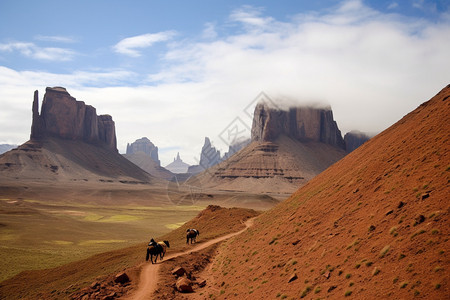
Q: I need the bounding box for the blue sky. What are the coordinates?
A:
[1,0,449,165]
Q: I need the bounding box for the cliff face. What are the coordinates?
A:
[344,131,371,152]
[31,87,117,151]
[199,137,221,169]
[126,137,159,165]
[251,103,345,149]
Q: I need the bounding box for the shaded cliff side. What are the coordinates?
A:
[31,87,117,151]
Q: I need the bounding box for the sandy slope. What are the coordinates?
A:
[201,85,450,299]
[198,136,347,194]
[126,218,254,299]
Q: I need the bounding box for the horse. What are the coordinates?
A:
[157,240,170,259]
[146,238,167,264]
[186,228,199,244]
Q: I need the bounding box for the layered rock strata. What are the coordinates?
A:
[251,103,345,149]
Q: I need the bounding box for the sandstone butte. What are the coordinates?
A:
[31,87,117,151]
[0,87,154,183]
[199,102,360,194]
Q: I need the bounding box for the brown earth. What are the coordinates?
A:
[123,152,174,180]
[0,205,258,299]
[198,136,346,194]
[0,137,158,184]
[195,85,450,299]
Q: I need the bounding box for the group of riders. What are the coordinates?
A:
[146,228,200,264]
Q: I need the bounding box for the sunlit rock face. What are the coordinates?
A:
[31,87,117,151]
[251,103,345,150]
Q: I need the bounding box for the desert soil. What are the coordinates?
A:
[125,218,254,299]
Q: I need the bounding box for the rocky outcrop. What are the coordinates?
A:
[344,131,371,152]
[30,87,117,151]
[199,137,221,169]
[251,103,345,149]
[0,144,17,155]
[165,153,190,174]
[222,137,251,160]
[126,137,160,165]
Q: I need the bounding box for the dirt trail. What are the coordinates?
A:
[123,218,254,300]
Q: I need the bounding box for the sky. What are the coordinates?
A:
[0,0,449,166]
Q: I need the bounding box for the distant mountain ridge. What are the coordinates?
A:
[0,144,17,155]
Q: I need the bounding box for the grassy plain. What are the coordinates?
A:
[0,197,204,281]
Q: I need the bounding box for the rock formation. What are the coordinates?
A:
[126,137,160,165]
[0,87,153,183]
[251,103,345,149]
[0,144,17,155]
[165,153,190,174]
[199,137,221,169]
[198,100,349,193]
[222,137,251,160]
[31,87,117,151]
[344,130,371,152]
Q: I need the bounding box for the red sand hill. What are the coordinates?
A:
[207,85,450,299]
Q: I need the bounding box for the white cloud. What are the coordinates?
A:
[0,41,76,61]
[202,22,217,39]
[1,1,449,166]
[34,35,77,43]
[113,31,176,57]
[387,2,399,10]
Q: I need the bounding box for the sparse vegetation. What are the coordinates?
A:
[346,273,352,279]
[314,286,321,294]
[379,245,390,258]
[389,226,398,236]
[345,290,353,296]
[434,266,443,272]
[300,286,312,298]
[400,282,408,288]
[411,229,426,239]
[431,229,440,235]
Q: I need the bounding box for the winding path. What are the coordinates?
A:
[123,218,254,300]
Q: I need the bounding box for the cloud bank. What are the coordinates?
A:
[0,0,449,166]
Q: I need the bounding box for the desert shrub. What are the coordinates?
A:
[300,286,312,298]
[379,245,390,258]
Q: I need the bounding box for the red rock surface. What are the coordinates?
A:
[204,85,450,299]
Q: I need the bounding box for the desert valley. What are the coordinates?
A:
[1,2,450,299]
[0,84,448,299]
